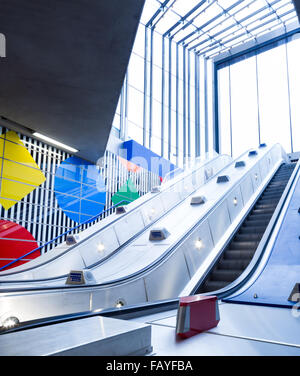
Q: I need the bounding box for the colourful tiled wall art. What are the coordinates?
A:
[54,156,107,224]
[0,220,40,271]
[0,131,46,210]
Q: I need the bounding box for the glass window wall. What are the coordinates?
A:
[217,32,300,157]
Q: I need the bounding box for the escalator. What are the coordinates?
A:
[0,144,291,327]
[197,162,296,294]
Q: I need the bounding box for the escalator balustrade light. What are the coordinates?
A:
[149,228,170,241]
[254,173,258,181]
[97,242,105,252]
[259,143,267,148]
[1,316,19,330]
[195,238,203,250]
[235,161,246,168]
[217,175,230,183]
[190,196,206,205]
[184,184,192,191]
[233,197,238,206]
[151,186,161,193]
[253,293,258,299]
[116,206,127,214]
[148,208,156,219]
[248,150,258,157]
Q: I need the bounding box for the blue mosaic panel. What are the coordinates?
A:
[54,156,106,224]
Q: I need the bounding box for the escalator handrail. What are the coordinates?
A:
[0,199,131,272]
[0,297,180,335]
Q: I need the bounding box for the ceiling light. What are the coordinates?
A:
[32,132,79,153]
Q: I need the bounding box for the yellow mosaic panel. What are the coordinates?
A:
[0,131,46,210]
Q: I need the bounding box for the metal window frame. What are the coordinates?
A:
[213,27,300,154]
[123,0,299,162]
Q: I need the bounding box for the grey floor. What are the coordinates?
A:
[130,302,300,356]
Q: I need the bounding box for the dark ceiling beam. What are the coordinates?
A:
[292,0,300,21]
[0,0,145,163]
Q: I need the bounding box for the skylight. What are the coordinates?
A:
[142,0,299,58]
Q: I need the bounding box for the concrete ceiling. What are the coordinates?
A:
[293,0,300,21]
[0,0,145,162]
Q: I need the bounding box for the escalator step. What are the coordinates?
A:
[262,193,283,199]
[210,269,242,282]
[224,250,255,260]
[246,214,272,221]
[257,199,280,205]
[234,233,263,242]
[254,204,277,210]
[251,208,276,215]
[267,183,288,188]
[265,182,287,188]
[239,226,265,234]
[255,200,277,206]
[269,185,288,190]
[271,172,293,177]
[260,192,283,198]
[243,220,270,227]
[263,188,285,195]
[263,188,284,193]
[200,280,228,292]
[245,213,269,220]
[230,241,259,250]
[218,259,250,270]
